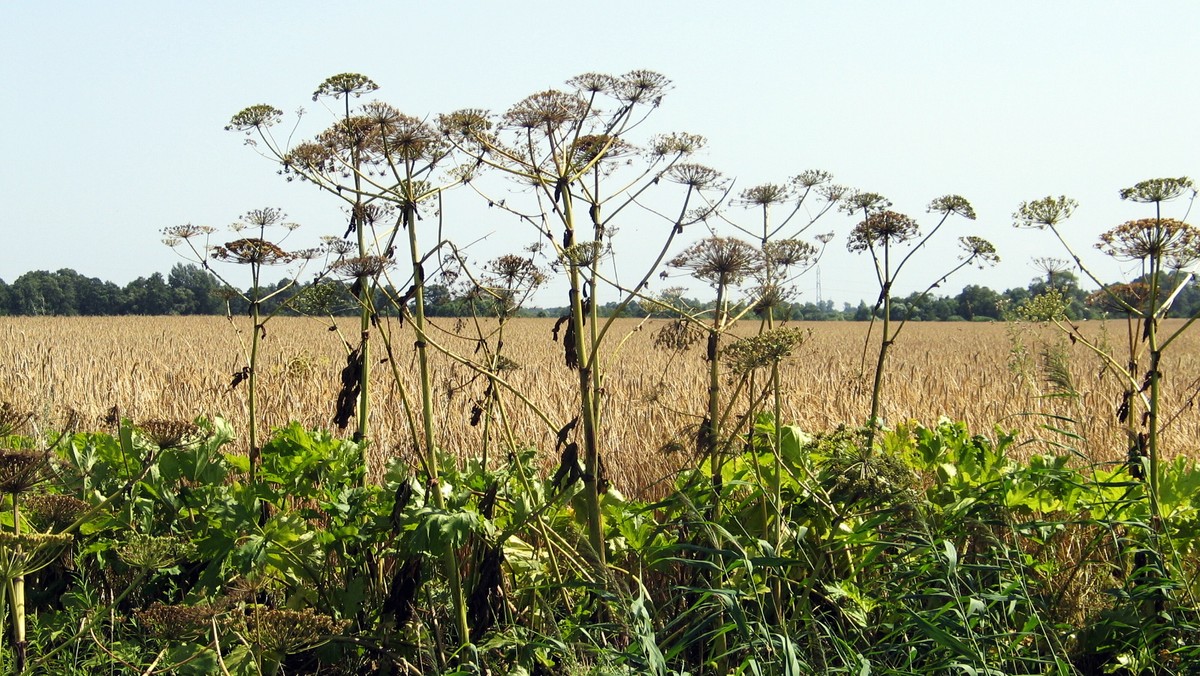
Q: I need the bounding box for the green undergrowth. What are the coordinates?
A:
[0,416,1196,674]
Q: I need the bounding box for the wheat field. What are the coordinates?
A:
[2,315,1198,497]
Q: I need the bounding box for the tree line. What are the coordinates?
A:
[2,263,1198,321]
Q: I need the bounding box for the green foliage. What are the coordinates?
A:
[1,414,1198,674]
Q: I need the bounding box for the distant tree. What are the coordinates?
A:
[123,272,174,315]
[10,270,77,315]
[956,284,1001,320]
[168,263,222,314]
[0,279,8,315]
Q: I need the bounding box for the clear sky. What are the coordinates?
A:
[3,2,1197,308]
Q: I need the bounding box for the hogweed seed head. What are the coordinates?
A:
[116,534,196,570]
[212,239,291,266]
[320,236,356,257]
[615,70,671,105]
[669,237,758,287]
[486,255,545,290]
[792,170,833,190]
[840,191,892,216]
[136,419,204,450]
[504,90,588,130]
[230,607,348,656]
[959,236,1000,267]
[653,319,703,352]
[331,255,391,279]
[1019,290,1068,322]
[1096,217,1200,262]
[24,494,89,531]
[437,109,493,142]
[666,163,722,189]
[1119,177,1194,204]
[648,132,705,158]
[1013,195,1077,229]
[161,224,215,242]
[1088,282,1150,314]
[312,73,379,101]
[847,210,920,253]
[818,183,850,203]
[723,327,809,374]
[562,242,605,267]
[735,183,791,208]
[226,105,283,133]
[762,238,818,269]
[568,72,617,94]
[928,195,977,220]
[0,403,31,437]
[136,601,224,641]
[0,449,47,495]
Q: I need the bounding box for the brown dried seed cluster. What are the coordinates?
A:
[654,319,702,352]
[0,402,32,436]
[136,601,224,640]
[212,238,291,266]
[0,450,47,495]
[137,419,202,449]
[331,255,390,279]
[231,607,349,655]
[24,494,90,530]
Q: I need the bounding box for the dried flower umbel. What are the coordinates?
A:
[229,607,348,656]
[24,494,89,531]
[0,403,31,437]
[960,236,1000,267]
[0,450,47,495]
[723,327,809,374]
[1013,196,1078,229]
[136,419,204,450]
[1088,282,1151,315]
[331,255,391,279]
[1119,177,1195,204]
[669,237,758,288]
[1096,218,1200,263]
[116,534,196,570]
[654,319,703,352]
[136,601,224,640]
[846,210,921,252]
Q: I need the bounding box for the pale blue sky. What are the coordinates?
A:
[2,2,1196,306]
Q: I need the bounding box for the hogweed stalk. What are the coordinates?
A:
[847,194,996,446]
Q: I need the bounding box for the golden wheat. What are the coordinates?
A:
[1,316,1197,497]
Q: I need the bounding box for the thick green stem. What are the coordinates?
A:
[1146,210,1164,524]
[866,244,892,448]
[706,284,727,508]
[9,498,22,673]
[247,289,261,485]
[562,191,607,569]
[404,203,471,652]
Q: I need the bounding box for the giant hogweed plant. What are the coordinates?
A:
[451,252,548,470]
[1013,178,1200,527]
[844,193,999,445]
[163,208,321,485]
[228,74,480,656]
[438,71,726,574]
